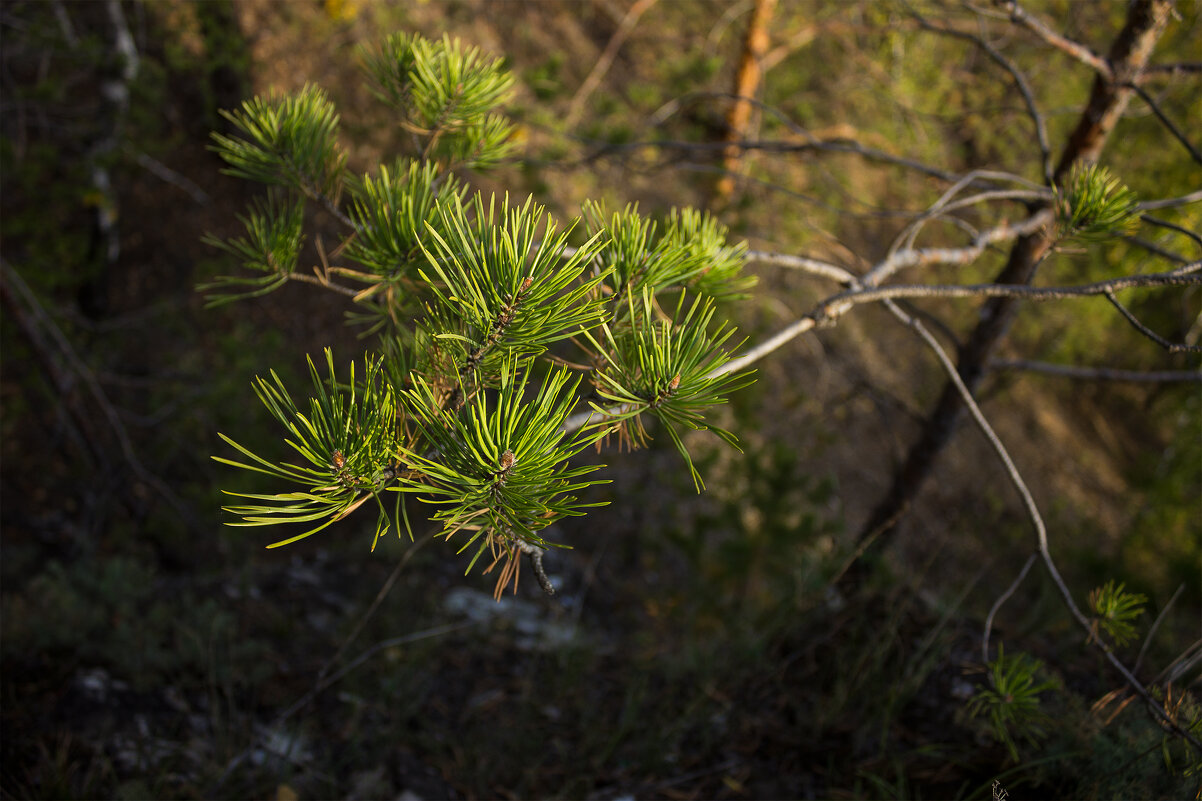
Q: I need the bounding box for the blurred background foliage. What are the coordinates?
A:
[1,1,1198,798]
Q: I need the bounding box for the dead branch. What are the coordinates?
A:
[1142,61,1202,78]
[824,265,1202,309]
[982,554,1037,664]
[707,264,1201,383]
[989,360,1202,382]
[1104,289,1202,354]
[994,0,1112,78]
[1135,584,1186,675]
[1122,81,1202,165]
[884,295,1202,752]
[856,0,1174,551]
[910,10,1053,184]
[126,147,211,205]
[564,0,659,129]
[745,249,856,285]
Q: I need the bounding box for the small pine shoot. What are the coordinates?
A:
[967,644,1060,762]
[1087,580,1148,647]
[1053,162,1140,242]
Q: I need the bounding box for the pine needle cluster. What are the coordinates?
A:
[203,32,756,596]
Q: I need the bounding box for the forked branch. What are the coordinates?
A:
[884,296,1202,752]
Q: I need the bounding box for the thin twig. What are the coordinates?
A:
[1105,289,1202,354]
[1124,236,1191,266]
[823,264,1202,311]
[887,180,1052,270]
[883,296,1202,751]
[1137,189,1202,210]
[1156,639,1202,685]
[583,126,970,184]
[1140,214,1202,252]
[1134,583,1185,675]
[982,554,1038,664]
[989,360,1202,383]
[825,505,908,591]
[1142,61,1202,78]
[745,249,857,285]
[286,271,360,298]
[874,210,1054,286]
[1122,81,1202,165]
[909,8,1053,183]
[125,147,210,205]
[708,314,819,380]
[316,535,433,682]
[281,622,474,725]
[996,0,1112,79]
[683,259,1199,386]
[564,0,659,128]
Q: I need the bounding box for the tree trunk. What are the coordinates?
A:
[715,0,777,202]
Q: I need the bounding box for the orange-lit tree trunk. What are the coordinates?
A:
[715,0,777,201]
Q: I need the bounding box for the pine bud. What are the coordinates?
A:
[498,449,517,472]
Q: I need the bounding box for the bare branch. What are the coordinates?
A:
[990,360,1202,382]
[868,203,1053,287]
[710,315,819,380]
[314,188,355,230]
[689,259,1200,387]
[1104,289,1202,354]
[1142,61,1202,78]
[1140,214,1202,252]
[1135,584,1185,676]
[1122,81,1202,165]
[579,129,967,185]
[1137,189,1202,210]
[516,538,556,596]
[983,554,1038,664]
[995,0,1112,79]
[316,536,434,683]
[822,264,1202,313]
[745,249,857,285]
[126,147,211,205]
[883,295,1202,751]
[564,0,659,129]
[909,9,1053,183]
[1124,236,1192,265]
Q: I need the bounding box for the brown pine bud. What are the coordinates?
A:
[498,449,517,472]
